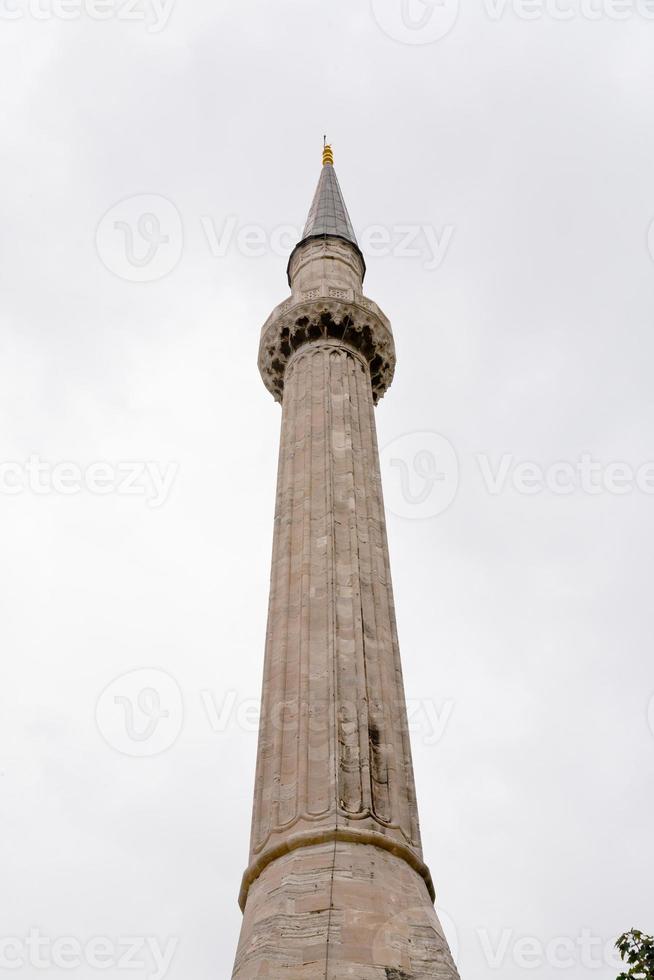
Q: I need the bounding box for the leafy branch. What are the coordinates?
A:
[616,929,654,980]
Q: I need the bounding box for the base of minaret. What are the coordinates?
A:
[232,841,460,979]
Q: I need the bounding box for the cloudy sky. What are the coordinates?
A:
[1,1,653,977]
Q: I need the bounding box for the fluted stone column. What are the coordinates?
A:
[231,150,460,980]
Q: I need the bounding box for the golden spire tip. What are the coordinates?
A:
[322,137,334,166]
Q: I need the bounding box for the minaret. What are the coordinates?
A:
[232,146,460,980]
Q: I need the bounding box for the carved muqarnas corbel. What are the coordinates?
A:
[258,294,396,404]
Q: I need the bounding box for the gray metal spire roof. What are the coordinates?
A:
[287,147,366,285]
[301,162,359,246]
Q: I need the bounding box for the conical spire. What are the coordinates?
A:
[301,143,358,245]
[287,142,365,284]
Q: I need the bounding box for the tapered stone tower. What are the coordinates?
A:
[231,146,460,980]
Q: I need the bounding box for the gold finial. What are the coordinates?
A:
[322,136,334,166]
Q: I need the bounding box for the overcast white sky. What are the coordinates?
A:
[1,1,653,978]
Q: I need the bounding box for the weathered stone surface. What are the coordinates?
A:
[247,341,421,871]
[233,842,458,980]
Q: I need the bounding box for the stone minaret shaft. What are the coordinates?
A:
[232,147,460,980]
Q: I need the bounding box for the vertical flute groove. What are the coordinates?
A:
[248,341,423,855]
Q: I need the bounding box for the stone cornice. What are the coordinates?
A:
[238,826,437,912]
[258,290,396,404]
